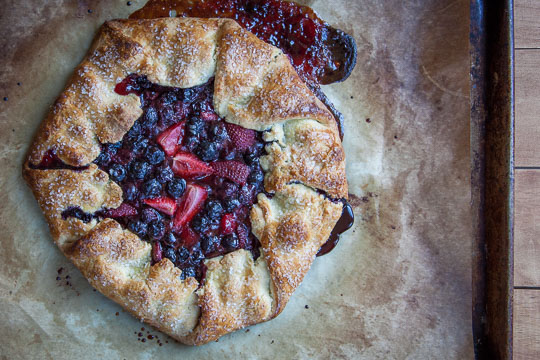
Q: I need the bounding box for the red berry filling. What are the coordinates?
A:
[65,75,266,281]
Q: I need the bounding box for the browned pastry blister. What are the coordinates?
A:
[22,17,348,345]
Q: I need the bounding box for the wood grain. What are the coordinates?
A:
[515,170,540,286]
[514,290,540,360]
[515,0,540,48]
[514,1,540,353]
[515,50,540,167]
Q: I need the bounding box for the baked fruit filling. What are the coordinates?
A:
[65,75,265,280]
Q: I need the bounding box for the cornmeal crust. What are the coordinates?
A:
[22,17,348,345]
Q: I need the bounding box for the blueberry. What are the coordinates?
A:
[184,136,200,152]
[210,122,228,143]
[191,214,210,233]
[125,122,142,142]
[159,106,175,127]
[97,144,118,164]
[190,249,204,263]
[109,141,122,151]
[146,125,160,139]
[145,146,165,165]
[143,179,162,197]
[163,246,177,263]
[221,181,239,199]
[187,116,204,136]
[248,168,264,184]
[223,197,241,212]
[223,233,239,250]
[131,137,149,153]
[197,98,213,113]
[123,183,139,202]
[182,88,197,103]
[163,232,178,247]
[167,178,186,198]
[148,220,165,239]
[109,163,126,182]
[201,235,219,253]
[251,142,264,156]
[244,151,259,165]
[141,208,161,223]
[94,151,111,167]
[181,267,196,279]
[177,247,190,263]
[239,184,255,206]
[129,161,150,180]
[128,220,147,237]
[205,200,223,220]
[160,91,177,105]
[156,164,174,183]
[196,141,219,162]
[142,107,158,128]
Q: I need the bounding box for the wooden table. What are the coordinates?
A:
[514,1,540,358]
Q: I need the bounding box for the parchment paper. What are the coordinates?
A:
[0,0,473,358]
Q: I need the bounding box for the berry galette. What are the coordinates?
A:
[23,16,353,345]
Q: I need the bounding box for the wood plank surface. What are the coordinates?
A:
[515,50,540,167]
[514,170,540,286]
[514,2,540,358]
[515,0,540,48]
[514,290,540,360]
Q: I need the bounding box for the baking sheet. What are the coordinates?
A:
[0,0,473,358]
[470,0,514,358]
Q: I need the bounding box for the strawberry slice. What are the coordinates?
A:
[211,161,251,185]
[225,122,256,151]
[157,121,185,156]
[103,202,138,218]
[173,184,208,230]
[171,151,214,179]
[180,226,199,248]
[143,197,177,216]
[220,213,237,235]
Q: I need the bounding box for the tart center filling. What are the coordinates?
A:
[56,75,353,281]
[92,76,264,280]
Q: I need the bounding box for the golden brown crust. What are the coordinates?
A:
[184,250,274,344]
[22,164,123,251]
[261,119,348,199]
[251,184,343,315]
[68,219,200,338]
[23,17,348,345]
